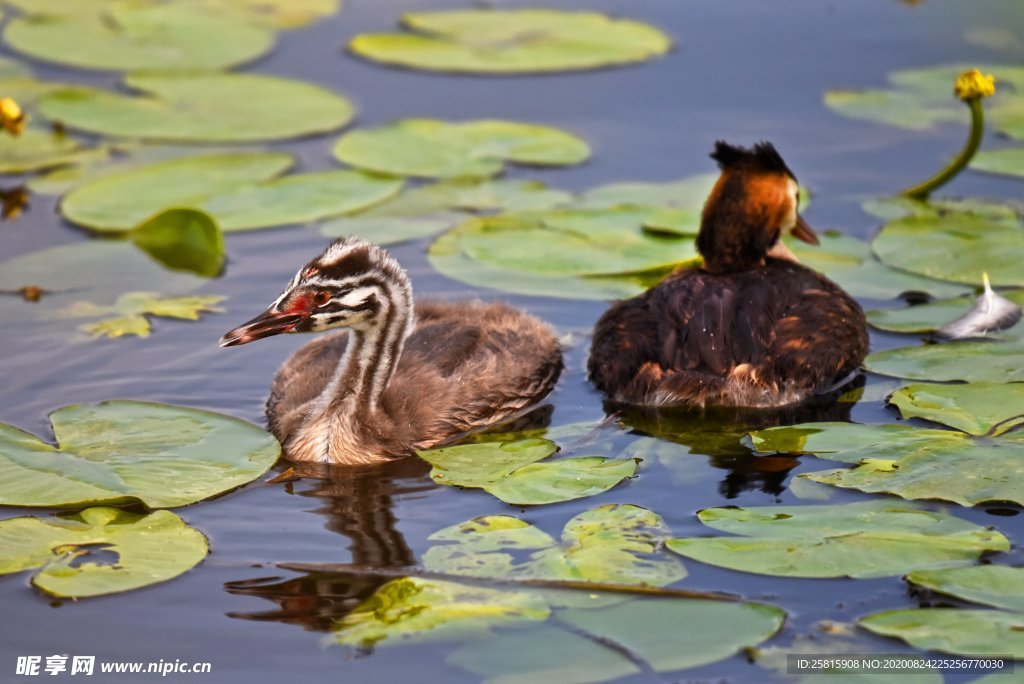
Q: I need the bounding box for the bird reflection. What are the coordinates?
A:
[610,376,862,498]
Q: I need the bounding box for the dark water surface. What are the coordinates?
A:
[2,1,1023,682]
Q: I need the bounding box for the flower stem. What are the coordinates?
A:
[900,98,985,200]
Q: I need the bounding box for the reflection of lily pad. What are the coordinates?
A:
[333,119,589,179]
[0,400,280,508]
[665,501,1008,578]
[418,439,637,505]
[889,382,1024,436]
[39,73,354,142]
[859,609,1024,659]
[0,128,106,174]
[423,504,685,586]
[867,289,1024,333]
[349,10,671,74]
[61,291,224,339]
[0,507,207,598]
[908,565,1024,612]
[4,5,273,72]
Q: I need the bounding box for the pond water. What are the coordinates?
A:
[2,0,1024,682]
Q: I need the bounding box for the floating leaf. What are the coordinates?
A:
[60,152,401,232]
[0,400,280,508]
[873,213,1024,288]
[130,208,224,278]
[889,383,1024,436]
[0,507,207,598]
[320,178,572,244]
[333,119,589,179]
[0,127,106,173]
[863,196,1024,223]
[864,337,1024,383]
[972,148,1024,178]
[4,5,273,72]
[750,421,970,461]
[181,0,340,29]
[867,290,1024,333]
[908,565,1024,612]
[333,577,550,649]
[62,291,224,339]
[418,439,636,505]
[39,73,354,142]
[577,174,718,211]
[423,504,685,586]
[2,0,155,18]
[665,501,1008,578]
[859,609,1024,659]
[348,10,671,74]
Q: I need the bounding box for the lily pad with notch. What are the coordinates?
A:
[889,382,1024,436]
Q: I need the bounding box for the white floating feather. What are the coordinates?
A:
[936,272,1023,339]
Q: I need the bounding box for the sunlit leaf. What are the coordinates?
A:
[423,504,685,586]
[39,73,354,142]
[0,507,207,598]
[4,5,273,72]
[750,421,970,461]
[62,291,224,339]
[0,400,280,507]
[889,382,1024,436]
[0,127,106,173]
[130,208,224,277]
[909,565,1024,612]
[349,10,671,74]
[859,608,1024,658]
[333,119,589,179]
[666,501,1008,578]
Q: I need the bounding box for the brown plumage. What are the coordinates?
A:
[221,237,562,465]
[588,141,868,408]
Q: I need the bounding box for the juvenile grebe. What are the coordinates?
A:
[221,237,563,464]
[588,141,868,408]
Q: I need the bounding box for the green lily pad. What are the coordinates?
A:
[873,213,1024,288]
[889,382,1024,436]
[449,599,785,683]
[418,439,637,505]
[2,0,155,18]
[665,501,1008,578]
[333,119,589,179]
[863,196,1024,222]
[423,504,685,586]
[577,174,718,210]
[181,0,340,29]
[864,337,1024,383]
[972,148,1024,178]
[909,565,1024,612]
[130,208,224,278]
[859,608,1024,659]
[0,400,280,508]
[320,178,572,244]
[38,73,354,142]
[4,5,273,72]
[333,577,550,649]
[60,152,402,232]
[60,291,224,339]
[867,290,1024,333]
[348,9,671,74]
[751,421,970,461]
[0,507,207,598]
[0,127,107,174]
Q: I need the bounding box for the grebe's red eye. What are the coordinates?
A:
[312,290,331,307]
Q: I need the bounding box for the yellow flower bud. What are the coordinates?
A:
[954,69,996,101]
[0,97,26,136]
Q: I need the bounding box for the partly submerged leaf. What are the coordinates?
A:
[39,73,354,142]
[130,208,224,278]
[423,504,685,586]
[0,127,106,173]
[859,608,1024,659]
[665,501,1008,578]
[4,5,273,72]
[333,119,590,179]
[908,565,1024,612]
[349,10,671,74]
[889,382,1024,436]
[0,507,207,598]
[0,400,280,508]
[63,291,224,339]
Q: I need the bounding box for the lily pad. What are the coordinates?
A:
[0,127,106,174]
[0,507,207,598]
[38,73,354,142]
[418,439,637,505]
[972,148,1024,179]
[348,9,671,74]
[60,152,402,232]
[750,421,971,460]
[333,577,550,649]
[889,382,1024,436]
[665,501,1008,578]
[577,174,718,211]
[61,291,224,339]
[333,119,589,179]
[320,178,572,244]
[4,5,274,72]
[130,208,224,277]
[181,0,340,29]
[864,337,1024,383]
[908,565,1024,612]
[867,290,1024,333]
[859,608,1024,659]
[423,504,685,586]
[0,400,280,508]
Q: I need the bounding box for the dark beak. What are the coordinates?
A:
[219,309,305,347]
[792,214,819,245]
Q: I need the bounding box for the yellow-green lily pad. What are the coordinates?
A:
[0,127,107,174]
[889,382,1024,436]
[864,337,1024,383]
[909,565,1024,612]
[61,291,224,339]
[859,609,1024,659]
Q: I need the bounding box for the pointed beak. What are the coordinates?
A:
[219,309,306,347]
[791,214,819,245]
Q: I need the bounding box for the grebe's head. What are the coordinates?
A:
[697,141,818,272]
[219,237,411,347]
